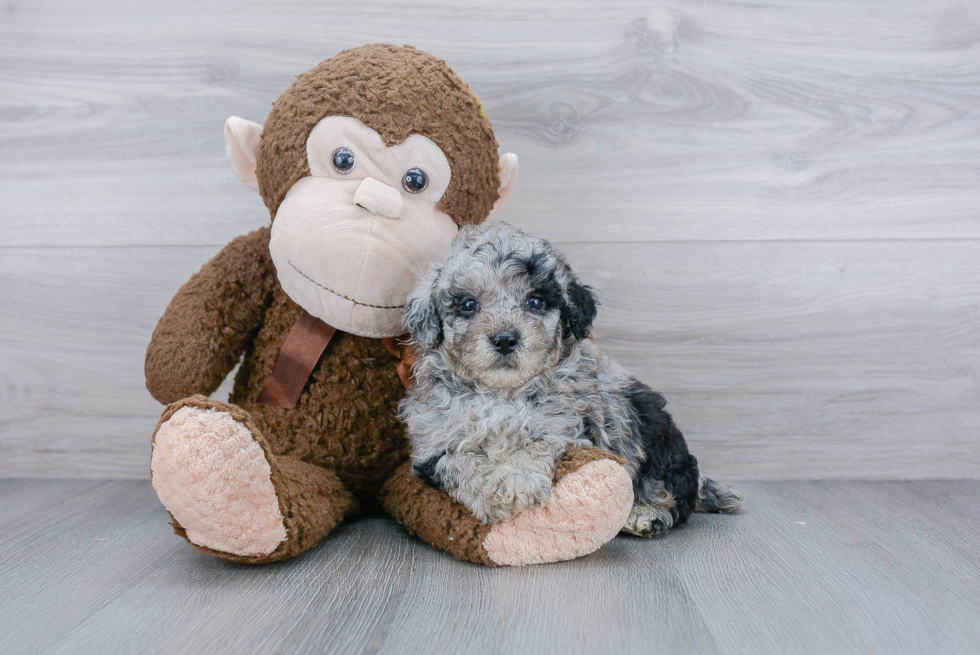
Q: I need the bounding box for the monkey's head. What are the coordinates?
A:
[223,45,518,338]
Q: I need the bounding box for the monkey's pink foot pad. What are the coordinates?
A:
[151,405,287,557]
[483,458,634,566]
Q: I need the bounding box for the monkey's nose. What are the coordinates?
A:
[353,177,404,219]
[490,331,519,356]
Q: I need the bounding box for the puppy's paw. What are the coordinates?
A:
[484,470,553,523]
[622,504,674,538]
[481,451,634,565]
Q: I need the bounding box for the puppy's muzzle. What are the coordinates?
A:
[490,331,519,356]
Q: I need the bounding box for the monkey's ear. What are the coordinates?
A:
[490,153,519,214]
[561,280,598,341]
[403,273,443,350]
[224,116,263,192]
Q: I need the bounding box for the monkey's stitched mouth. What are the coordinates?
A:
[288,261,405,310]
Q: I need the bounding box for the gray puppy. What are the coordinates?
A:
[400,223,742,536]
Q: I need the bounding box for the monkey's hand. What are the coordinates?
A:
[383,446,635,567]
[145,227,275,404]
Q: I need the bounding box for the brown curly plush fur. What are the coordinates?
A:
[381,461,498,567]
[256,44,501,225]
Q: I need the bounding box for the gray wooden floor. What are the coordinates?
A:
[1,480,978,654]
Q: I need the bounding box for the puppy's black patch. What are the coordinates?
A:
[412,455,443,487]
[515,249,596,339]
[625,379,700,525]
[531,277,564,312]
[521,250,549,278]
[562,280,598,341]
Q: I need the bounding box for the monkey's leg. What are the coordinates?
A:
[381,446,633,566]
[150,395,357,564]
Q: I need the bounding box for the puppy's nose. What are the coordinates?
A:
[491,331,519,355]
[353,176,404,219]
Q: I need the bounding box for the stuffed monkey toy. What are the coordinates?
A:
[146,44,634,566]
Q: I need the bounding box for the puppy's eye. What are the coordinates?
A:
[403,168,428,193]
[332,148,355,174]
[525,296,545,311]
[459,298,479,315]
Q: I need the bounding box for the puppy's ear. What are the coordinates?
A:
[403,274,443,349]
[561,279,598,341]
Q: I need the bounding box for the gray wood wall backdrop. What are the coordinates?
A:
[1,0,978,480]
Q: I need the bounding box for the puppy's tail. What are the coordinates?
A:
[695,475,744,514]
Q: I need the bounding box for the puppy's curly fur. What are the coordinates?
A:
[400,223,743,534]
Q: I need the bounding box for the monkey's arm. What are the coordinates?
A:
[382,446,634,567]
[145,226,275,404]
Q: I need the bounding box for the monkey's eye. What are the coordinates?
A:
[332,148,355,174]
[402,168,428,194]
[459,297,479,315]
[525,296,545,311]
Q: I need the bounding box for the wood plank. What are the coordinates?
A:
[0,480,978,653]
[2,0,980,246]
[671,481,980,654]
[0,246,233,478]
[1,240,977,480]
[375,538,718,655]
[38,514,422,655]
[0,480,191,653]
[0,479,104,526]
